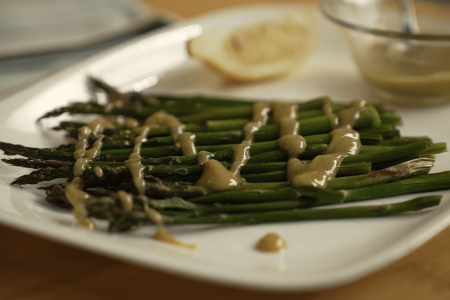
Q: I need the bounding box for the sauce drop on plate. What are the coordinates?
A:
[255,233,287,253]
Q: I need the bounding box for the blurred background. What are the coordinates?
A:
[0,0,172,98]
[0,0,314,99]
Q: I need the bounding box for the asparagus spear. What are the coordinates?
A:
[344,171,450,202]
[78,193,441,227]
[11,160,371,186]
[248,141,446,164]
[162,195,441,225]
[0,131,383,162]
[161,162,372,184]
[37,102,216,120]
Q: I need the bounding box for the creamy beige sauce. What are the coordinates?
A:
[287,153,345,187]
[117,190,133,213]
[242,122,260,141]
[252,102,271,125]
[196,159,240,190]
[337,99,366,129]
[86,118,115,133]
[94,166,104,178]
[286,99,364,187]
[65,177,96,229]
[145,111,184,144]
[72,116,124,176]
[271,103,298,123]
[196,102,272,190]
[229,140,251,176]
[67,117,117,229]
[66,112,195,240]
[153,227,197,249]
[278,135,306,159]
[356,42,450,97]
[326,128,361,156]
[145,111,196,156]
[178,132,197,156]
[73,134,104,177]
[74,126,91,159]
[278,117,299,136]
[271,103,299,136]
[322,97,338,128]
[124,125,163,225]
[197,151,213,165]
[122,116,139,129]
[125,111,197,247]
[255,233,287,252]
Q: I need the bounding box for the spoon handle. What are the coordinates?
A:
[399,0,420,34]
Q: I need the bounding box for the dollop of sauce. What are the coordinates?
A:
[278,135,306,159]
[287,153,345,187]
[196,159,240,190]
[197,150,213,165]
[117,190,133,213]
[94,166,103,178]
[255,233,287,253]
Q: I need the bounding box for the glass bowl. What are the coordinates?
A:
[320,0,450,106]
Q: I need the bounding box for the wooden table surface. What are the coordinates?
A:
[2,1,450,299]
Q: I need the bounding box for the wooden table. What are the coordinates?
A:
[2,1,450,299]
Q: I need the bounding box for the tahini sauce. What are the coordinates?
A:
[356,42,450,97]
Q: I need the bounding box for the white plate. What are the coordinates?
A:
[1,3,450,291]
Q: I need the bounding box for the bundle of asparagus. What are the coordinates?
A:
[1,78,449,247]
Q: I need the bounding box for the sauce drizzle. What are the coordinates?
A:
[65,177,97,229]
[196,102,271,190]
[128,111,197,248]
[287,99,365,187]
[67,116,127,229]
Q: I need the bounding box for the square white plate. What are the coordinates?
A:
[1,3,450,291]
